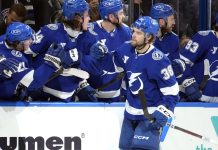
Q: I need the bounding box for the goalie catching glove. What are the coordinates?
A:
[44,43,79,70]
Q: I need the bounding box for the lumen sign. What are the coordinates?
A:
[0,136,81,150]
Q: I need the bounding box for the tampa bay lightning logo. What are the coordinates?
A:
[11,50,22,57]
[152,51,163,60]
[127,71,143,95]
[154,5,165,11]
[102,1,114,7]
[209,60,218,81]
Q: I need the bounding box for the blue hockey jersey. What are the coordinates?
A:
[0,41,56,100]
[28,23,83,101]
[154,31,180,61]
[113,42,179,120]
[180,30,218,102]
[78,21,132,102]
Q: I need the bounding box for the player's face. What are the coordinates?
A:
[116,9,125,24]
[16,38,33,51]
[6,11,24,25]
[165,15,175,32]
[131,28,145,47]
[82,11,91,30]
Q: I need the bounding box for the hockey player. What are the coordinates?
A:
[78,0,132,102]
[91,16,179,150]
[150,3,180,61]
[0,22,77,100]
[26,0,97,102]
[173,13,218,102]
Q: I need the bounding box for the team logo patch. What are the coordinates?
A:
[46,24,58,30]
[152,51,163,60]
[88,23,97,36]
[11,50,22,57]
[209,60,218,81]
[154,5,164,11]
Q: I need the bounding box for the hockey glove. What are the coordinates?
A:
[151,105,173,130]
[44,44,80,70]
[182,78,202,101]
[44,44,63,70]
[90,41,108,60]
[0,56,20,78]
[62,48,79,68]
[14,83,30,101]
[171,59,186,78]
[76,80,98,102]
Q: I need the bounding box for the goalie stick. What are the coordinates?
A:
[138,89,218,145]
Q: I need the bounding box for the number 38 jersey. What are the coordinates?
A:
[114,42,179,120]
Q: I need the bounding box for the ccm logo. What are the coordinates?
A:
[134,135,149,140]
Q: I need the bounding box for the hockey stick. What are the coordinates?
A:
[199,59,210,90]
[138,90,218,145]
[167,123,218,145]
[62,68,89,79]
[46,67,90,83]
[96,71,125,91]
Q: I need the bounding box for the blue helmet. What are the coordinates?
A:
[6,22,33,42]
[99,0,123,20]
[62,0,89,20]
[150,3,175,20]
[132,16,159,36]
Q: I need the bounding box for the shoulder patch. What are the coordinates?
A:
[88,23,98,36]
[46,24,58,30]
[198,30,210,36]
[152,50,163,60]
[11,50,22,57]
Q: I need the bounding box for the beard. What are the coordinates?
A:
[131,39,146,50]
[131,40,137,47]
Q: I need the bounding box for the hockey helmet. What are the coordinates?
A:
[99,0,123,20]
[150,3,175,20]
[6,22,33,42]
[62,0,89,20]
[132,16,159,36]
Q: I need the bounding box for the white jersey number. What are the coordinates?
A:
[161,65,174,80]
[185,40,199,53]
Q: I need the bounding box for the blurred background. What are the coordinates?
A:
[0,0,218,38]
